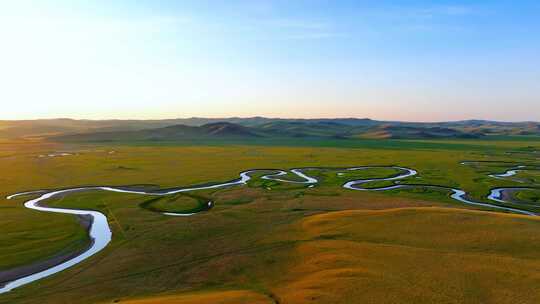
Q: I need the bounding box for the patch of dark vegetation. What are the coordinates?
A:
[138,193,211,214]
[313,233,349,240]
[222,197,255,205]
[289,208,335,213]
[115,165,137,170]
[302,191,341,197]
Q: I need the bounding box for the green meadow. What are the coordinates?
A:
[0,137,539,303]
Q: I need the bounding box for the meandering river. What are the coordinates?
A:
[1,164,538,293]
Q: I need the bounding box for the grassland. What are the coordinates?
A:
[0,137,539,303]
[515,189,540,204]
[274,208,540,303]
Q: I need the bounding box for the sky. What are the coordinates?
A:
[0,1,539,122]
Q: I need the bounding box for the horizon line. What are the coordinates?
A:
[1,116,539,124]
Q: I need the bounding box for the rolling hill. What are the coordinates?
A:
[51,122,263,142]
[1,117,539,141]
[357,125,480,139]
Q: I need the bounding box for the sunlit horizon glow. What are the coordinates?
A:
[1,1,539,122]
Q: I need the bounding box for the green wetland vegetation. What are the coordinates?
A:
[0,137,539,304]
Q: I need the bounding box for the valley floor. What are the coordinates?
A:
[0,138,539,303]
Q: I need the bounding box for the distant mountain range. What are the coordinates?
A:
[1,117,539,141]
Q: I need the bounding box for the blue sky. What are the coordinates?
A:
[0,1,539,121]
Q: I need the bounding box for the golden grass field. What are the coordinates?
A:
[116,290,273,304]
[275,208,540,303]
[109,208,540,304]
[0,138,539,303]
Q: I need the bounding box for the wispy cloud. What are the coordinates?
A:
[279,32,349,40]
[264,18,331,30]
[365,4,480,20]
[409,5,477,19]
[256,17,347,40]
[438,5,475,16]
[247,4,478,40]
[351,4,481,35]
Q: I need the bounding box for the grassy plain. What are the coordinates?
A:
[515,189,540,204]
[0,137,539,303]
